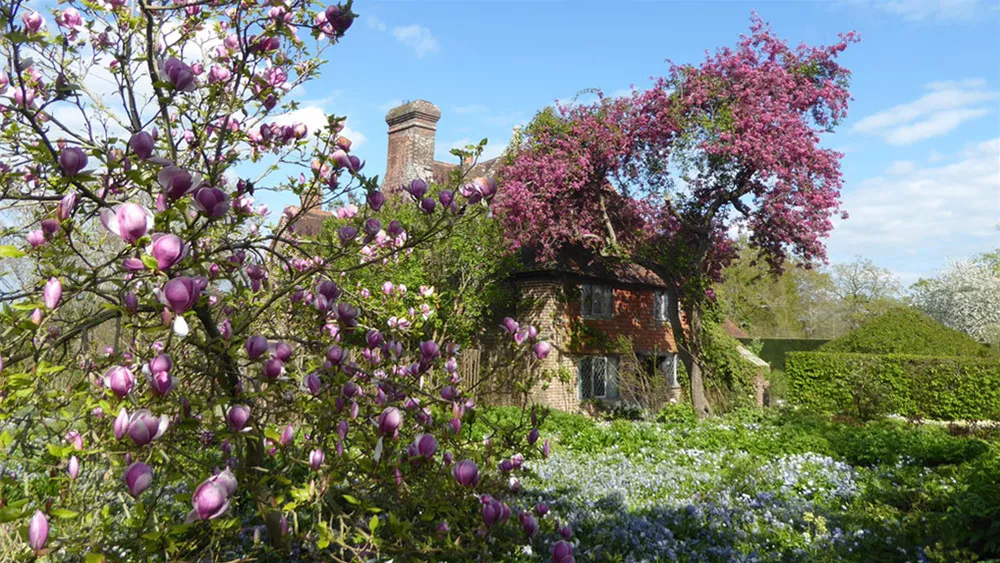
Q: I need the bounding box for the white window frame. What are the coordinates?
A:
[581,284,614,320]
[653,290,670,323]
[660,353,679,388]
[579,356,619,400]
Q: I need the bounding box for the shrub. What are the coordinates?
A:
[820,307,990,357]
[655,402,698,425]
[787,352,1000,421]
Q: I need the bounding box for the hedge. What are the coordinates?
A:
[738,338,830,371]
[787,351,1000,421]
[820,307,990,357]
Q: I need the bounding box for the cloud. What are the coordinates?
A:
[270,106,367,148]
[852,79,997,145]
[392,25,439,58]
[366,15,387,32]
[829,137,1000,258]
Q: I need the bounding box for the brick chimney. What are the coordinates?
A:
[383,100,441,192]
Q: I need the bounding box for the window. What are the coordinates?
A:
[581,284,614,319]
[660,353,679,388]
[579,356,619,400]
[653,290,669,323]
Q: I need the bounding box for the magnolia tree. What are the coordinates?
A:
[0,1,563,560]
[496,15,859,416]
[911,257,1000,344]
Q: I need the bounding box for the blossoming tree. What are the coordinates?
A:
[497,15,859,416]
[0,0,558,560]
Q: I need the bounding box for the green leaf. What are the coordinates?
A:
[342,494,361,505]
[50,508,80,519]
[369,514,379,533]
[140,254,158,270]
[84,553,107,563]
[0,245,26,258]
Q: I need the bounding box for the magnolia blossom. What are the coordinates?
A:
[67,455,80,480]
[187,469,238,521]
[127,409,169,446]
[227,405,251,432]
[103,366,136,397]
[101,204,154,244]
[43,277,62,309]
[129,131,155,160]
[452,459,479,487]
[378,407,402,435]
[125,462,154,497]
[28,510,48,551]
[552,540,575,563]
[309,448,324,470]
[149,234,186,270]
[161,57,197,92]
[157,277,206,314]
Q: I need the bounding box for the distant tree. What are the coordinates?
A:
[497,15,859,416]
[831,257,901,330]
[911,253,1000,344]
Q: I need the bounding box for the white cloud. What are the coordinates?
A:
[366,15,387,32]
[884,160,917,175]
[392,25,439,58]
[270,106,367,148]
[852,79,997,145]
[829,137,1000,256]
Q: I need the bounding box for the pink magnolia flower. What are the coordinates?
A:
[28,510,48,551]
[100,204,154,244]
[125,462,153,497]
[43,277,62,310]
[103,366,135,397]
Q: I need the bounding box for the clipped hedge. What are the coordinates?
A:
[820,307,990,357]
[738,337,830,370]
[787,351,1000,421]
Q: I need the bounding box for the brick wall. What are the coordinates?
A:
[564,284,679,355]
[476,277,683,412]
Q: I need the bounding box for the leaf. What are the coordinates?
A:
[369,514,379,533]
[140,254,158,270]
[342,494,361,505]
[0,245,26,258]
[50,508,79,519]
[84,554,107,563]
[373,437,383,462]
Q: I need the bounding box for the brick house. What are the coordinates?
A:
[286,99,685,411]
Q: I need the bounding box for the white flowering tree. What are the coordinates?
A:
[911,255,1000,345]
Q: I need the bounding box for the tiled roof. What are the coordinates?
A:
[431,157,502,186]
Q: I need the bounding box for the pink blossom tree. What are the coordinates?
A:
[497,15,859,416]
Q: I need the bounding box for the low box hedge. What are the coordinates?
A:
[787,351,1000,421]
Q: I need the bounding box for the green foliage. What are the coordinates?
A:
[740,337,830,371]
[820,307,990,357]
[700,319,760,410]
[324,195,519,347]
[787,351,1000,420]
[655,402,698,425]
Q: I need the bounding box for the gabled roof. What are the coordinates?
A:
[431,158,502,186]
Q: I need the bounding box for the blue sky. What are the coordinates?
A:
[264,0,1000,287]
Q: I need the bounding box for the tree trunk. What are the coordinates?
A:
[657,275,713,418]
[682,304,712,418]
